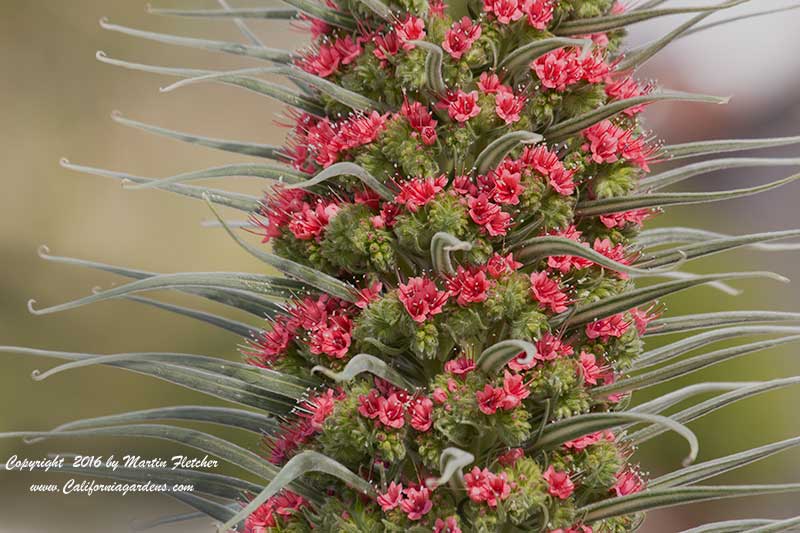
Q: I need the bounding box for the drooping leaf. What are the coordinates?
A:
[640,157,800,191]
[354,0,393,20]
[147,6,300,19]
[638,227,800,253]
[555,0,752,35]
[408,41,446,94]
[743,515,800,533]
[629,270,742,297]
[426,447,475,489]
[110,112,284,160]
[125,163,306,190]
[219,451,376,531]
[546,90,728,141]
[580,484,800,523]
[661,135,800,161]
[679,519,779,533]
[682,5,800,40]
[576,174,800,217]
[554,271,788,330]
[99,18,295,62]
[474,131,543,174]
[284,162,395,200]
[311,353,415,390]
[531,412,699,466]
[169,493,240,525]
[646,310,800,336]
[632,325,800,370]
[124,295,259,338]
[630,382,758,416]
[498,37,592,77]
[205,198,360,302]
[477,339,537,374]
[430,232,473,275]
[593,335,800,397]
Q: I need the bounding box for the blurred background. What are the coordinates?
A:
[1,1,799,531]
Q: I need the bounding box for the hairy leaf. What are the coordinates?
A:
[477,339,537,374]
[431,232,473,275]
[284,162,395,200]
[475,131,543,174]
[640,157,800,191]
[661,135,800,161]
[646,311,800,336]
[312,353,414,390]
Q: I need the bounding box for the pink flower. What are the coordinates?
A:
[530,271,570,313]
[485,0,524,24]
[434,516,462,533]
[490,165,524,204]
[487,252,523,278]
[442,17,482,59]
[495,90,526,124]
[585,313,630,341]
[464,467,512,507]
[378,482,404,511]
[478,72,503,93]
[432,387,448,404]
[599,208,652,229]
[605,77,652,116]
[593,237,632,278]
[395,15,426,50]
[245,502,276,531]
[445,356,477,377]
[630,305,660,336]
[497,447,525,467]
[549,166,576,195]
[544,465,575,499]
[468,194,511,236]
[397,276,450,323]
[464,467,490,502]
[373,31,401,61]
[551,526,593,533]
[358,389,383,420]
[546,225,594,273]
[582,120,624,164]
[476,384,506,415]
[521,144,562,176]
[578,351,602,385]
[333,35,362,65]
[300,44,341,77]
[501,370,530,409]
[447,266,493,306]
[581,50,610,83]
[378,393,406,429]
[253,316,295,362]
[448,90,481,123]
[532,48,583,92]
[536,332,574,361]
[402,100,438,139]
[288,200,340,241]
[309,315,352,359]
[410,397,434,432]
[355,282,383,309]
[400,486,433,520]
[614,469,645,496]
[395,175,448,212]
[523,0,554,29]
[430,0,448,16]
[306,389,340,430]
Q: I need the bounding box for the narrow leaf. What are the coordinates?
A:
[683,5,800,40]
[744,515,800,533]
[431,232,473,275]
[284,162,395,200]
[679,520,778,533]
[280,0,357,29]
[219,451,376,531]
[576,174,800,216]
[148,6,300,19]
[478,339,537,374]
[646,311,800,337]
[631,382,758,416]
[426,447,475,489]
[638,227,800,252]
[355,0,393,19]
[124,295,258,338]
[498,37,592,77]
[630,270,742,297]
[312,353,415,390]
[640,157,800,191]
[408,41,446,94]
[661,135,800,161]
[475,131,543,174]
[169,493,239,524]
[126,163,306,190]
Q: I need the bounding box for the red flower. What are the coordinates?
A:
[448,90,481,123]
[442,17,482,59]
[599,208,652,229]
[582,120,624,164]
[614,469,645,496]
[401,100,438,135]
[305,389,340,430]
[464,466,490,502]
[581,50,610,83]
[522,0,554,29]
[464,467,512,507]
[536,332,574,361]
[530,271,570,313]
[253,316,295,363]
[564,430,615,451]
[378,481,404,511]
[630,305,660,336]
[585,313,630,341]
[578,351,602,385]
[478,72,503,93]
[400,486,433,520]
[395,175,448,212]
[333,35,362,65]
[397,276,450,323]
[447,265,493,306]
[444,356,477,377]
[484,0,524,24]
[495,90,527,124]
[497,447,525,466]
[501,370,530,409]
[309,315,352,359]
[378,393,406,429]
[395,15,426,50]
[521,144,562,176]
[532,47,583,92]
[545,225,594,273]
[434,516,462,533]
[373,31,401,61]
[468,194,511,236]
[487,252,523,278]
[300,43,341,77]
[476,384,505,415]
[593,237,632,278]
[355,282,383,309]
[410,397,434,432]
[259,188,309,242]
[549,166,576,195]
[420,126,438,145]
[358,389,383,420]
[605,77,652,116]
[544,465,575,499]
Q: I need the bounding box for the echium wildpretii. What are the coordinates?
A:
[9,0,800,532]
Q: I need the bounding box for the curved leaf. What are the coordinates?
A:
[431,232,473,275]
[555,0,750,35]
[632,325,800,370]
[219,451,376,531]
[576,174,800,217]
[517,236,684,276]
[27,272,304,316]
[475,131,543,174]
[205,197,360,302]
[311,353,414,390]
[477,339,537,374]
[546,90,728,142]
[679,520,779,533]
[630,381,758,416]
[630,270,742,297]
[355,0,393,19]
[426,447,475,489]
[148,6,299,19]
[661,135,800,161]
[646,311,800,337]
[744,516,800,533]
[581,484,800,523]
[637,228,800,255]
[169,493,239,524]
[110,112,284,160]
[629,377,800,445]
[593,335,800,397]
[61,158,263,213]
[498,37,592,77]
[651,436,800,489]
[532,412,699,466]
[284,162,395,200]
[640,157,800,191]
[683,5,800,41]
[124,295,259,338]
[408,41,446,94]
[126,163,306,189]
[554,271,788,330]
[99,18,294,63]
